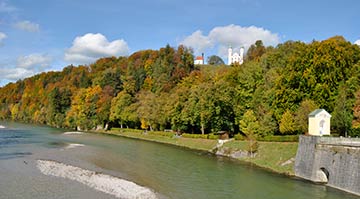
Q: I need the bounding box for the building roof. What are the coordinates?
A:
[195,56,203,60]
[309,109,331,118]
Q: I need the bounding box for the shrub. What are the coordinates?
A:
[181,133,208,139]
[148,131,175,138]
[234,134,245,140]
[111,128,143,133]
[257,135,299,142]
[208,133,220,140]
[349,128,360,137]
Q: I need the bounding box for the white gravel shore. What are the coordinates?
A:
[63,131,84,135]
[37,160,158,199]
[64,143,85,149]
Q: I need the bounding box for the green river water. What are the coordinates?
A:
[0,122,358,199]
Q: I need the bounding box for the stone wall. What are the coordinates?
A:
[295,135,360,196]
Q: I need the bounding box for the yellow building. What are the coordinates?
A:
[308,109,331,136]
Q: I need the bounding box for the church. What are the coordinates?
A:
[228,46,244,65]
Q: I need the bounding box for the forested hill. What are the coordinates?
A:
[1,36,360,137]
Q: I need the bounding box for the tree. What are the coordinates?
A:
[295,99,318,133]
[239,110,259,156]
[240,110,260,136]
[246,40,266,61]
[136,91,169,131]
[352,89,360,129]
[332,85,353,136]
[47,87,72,127]
[279,110,296,134]
[207,55,225,65]
[110,91,137,128]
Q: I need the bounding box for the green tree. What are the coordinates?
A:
[47,87,72,127]
[295,99,318,133]
[110,91,138,128]
[207,55,225,65]
[279,110,296,134]
[332,85,353,136]
[352,89,360,129]
[239,110,260,137]
[239,110,259,156]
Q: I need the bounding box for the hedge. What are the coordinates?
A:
[257,135,299,142]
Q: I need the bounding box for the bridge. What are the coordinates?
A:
[295,135,360,196]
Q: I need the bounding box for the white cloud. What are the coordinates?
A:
[0,32,6,45]
[180,24,280,56]
[14,20,40,32]
[64,33,129,64]
[16,54,52,69]
[0,53,53,84]
[0,68,34,81]
[181,30,213,54]
[355,40,360,46]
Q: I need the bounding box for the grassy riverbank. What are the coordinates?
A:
[102,129,298,175]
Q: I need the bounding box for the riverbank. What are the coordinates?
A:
[100,129,298,176]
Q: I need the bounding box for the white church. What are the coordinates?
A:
[228,46,244,65]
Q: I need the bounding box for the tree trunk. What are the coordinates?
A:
[201,123,205,135]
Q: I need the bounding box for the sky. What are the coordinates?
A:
[0,0,359,86]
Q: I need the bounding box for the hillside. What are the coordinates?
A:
[1,37,360,137]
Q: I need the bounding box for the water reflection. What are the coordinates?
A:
[0,152,32,160]
[0,122,358,199]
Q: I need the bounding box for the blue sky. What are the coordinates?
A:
[0,0,359,86]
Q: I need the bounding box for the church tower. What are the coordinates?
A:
[239,47,244,64]
[228,46,233,65]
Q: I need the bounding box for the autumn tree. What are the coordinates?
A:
[246,40,266,61]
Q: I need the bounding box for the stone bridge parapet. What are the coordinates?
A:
[295,135,360,196]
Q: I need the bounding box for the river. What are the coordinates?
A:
[0,122,358,199]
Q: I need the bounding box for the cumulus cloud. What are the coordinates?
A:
[355,40,360,46]
[16,54,52,69]
[179,24,280,56]
[0,32,6,45]
[65,33,129,64]
[14,20,40,32]
[0,67,34,81]
[181,30,213,54]
[0,53,53,85]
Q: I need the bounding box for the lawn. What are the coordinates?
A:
[104,129,298,175]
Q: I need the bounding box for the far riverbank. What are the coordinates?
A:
[98,129,298,176]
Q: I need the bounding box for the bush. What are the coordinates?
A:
[181,133,208,139]
[257,135,299,142]
[148,131,175,138]
[234,134,245,140]
[208,133,220,140]
[349,128,360,137]
[111,128,143,133]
